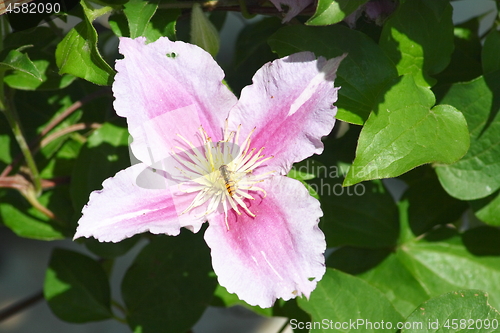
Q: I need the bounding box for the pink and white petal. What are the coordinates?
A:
[74,163,206,242]
[113,37,237,165]
[228,52,346,176]
[205,176,326,308]
[269,0,313,22]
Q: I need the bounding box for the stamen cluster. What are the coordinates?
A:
[173,121,273,229]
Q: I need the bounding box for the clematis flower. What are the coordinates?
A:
[74,36,345,308]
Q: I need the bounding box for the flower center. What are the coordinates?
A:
[172,121,273,229]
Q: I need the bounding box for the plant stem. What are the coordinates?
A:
[39,122,101,151]
[0,290,44,322]
[1,89,42,195]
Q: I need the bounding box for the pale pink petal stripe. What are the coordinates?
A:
[204,176,326,308]
[228,52,346,176]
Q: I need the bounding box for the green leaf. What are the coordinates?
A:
[344,75,469,186]
[482,30,500,74]
[0,187,73,240]
[0,48,42,81]
[145,9,180,41]
[191,3,220,57]
[39,137,83,180]
[4,59,76,91]
[432,18,482,84]
[379,0,454,87]
[3,27,76,90]
[288,160,319,181]
[122,232,217,333]
[110,4,179,42]
[403,290,500,332]
[56,0,115,86]
[359,253,430,317]
[85,235,141,259]
[70,122,130,213]
[470,191,500,227]
[306,0,368,26]
[356,227,500,317]
[462,226,500,256]
[0,133,12,166]
[402,174,467,236]
[269,25,398,125]
[298,269,404,332]
[108,13,128,37]
[123,0,158,39]
[44,248,112,322]
[318,176,399,248]
[436,72,500,200]
[212,284,272,317]
[327,247,392,275]
[398,236,500,311]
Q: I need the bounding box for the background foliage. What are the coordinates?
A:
[1,0,500,332]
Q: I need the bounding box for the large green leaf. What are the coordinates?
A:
[56,0,115,86]
[403,290,500,332]
[297,269,404,332]
[344,75,469,186]
[44,248,112,322]
[398,236,500,311]
[380,0,454,87]
[122,232,217,333]
[359,253,429,317]
[306,0,368,26]
[268,25,398,125]
[436,72,500,200]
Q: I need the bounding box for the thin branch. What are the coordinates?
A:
[0,290,44,322]
[0,88,111,178]
[0,174,30,191]
[39,122,101,150]
[2,89,42,194]
[39,88,110,138]
[158,0,316,17]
